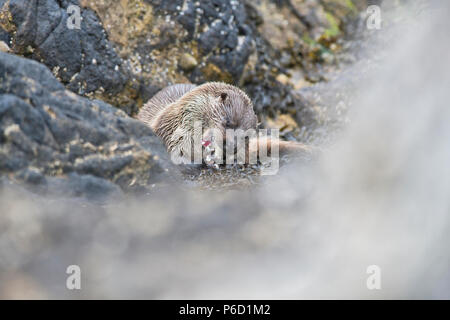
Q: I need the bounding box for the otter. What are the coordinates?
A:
[137,82,312,165]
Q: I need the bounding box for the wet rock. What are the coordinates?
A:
[276,73,290,85]
[0,0,372,181]
[0,51,176,199]
[179,53,198,71]
[1,0,131,111]
[1,0,368,125]
[81,0,255,86]
[293,54,376,145]
[241,0,368,117]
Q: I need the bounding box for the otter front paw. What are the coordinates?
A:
[202,140,220,168]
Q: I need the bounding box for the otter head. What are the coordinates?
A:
[197,83,258,162]
[165,82,257,165]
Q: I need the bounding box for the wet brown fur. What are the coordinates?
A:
[138,82,312,163]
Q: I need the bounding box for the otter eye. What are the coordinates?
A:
[225,119,237,129]
[220,92,227,101]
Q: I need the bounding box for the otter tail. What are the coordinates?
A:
[247,137,318,162]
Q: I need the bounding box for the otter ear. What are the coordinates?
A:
[220,92,227,101]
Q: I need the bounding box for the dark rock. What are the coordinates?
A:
[48,173,123,202]
[4,0,129,107]
[0,51,177,199]
[146,0,254,83]
[1,0,367,125]
[0,27,10,44]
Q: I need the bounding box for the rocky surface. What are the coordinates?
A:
[0,0,135,110]
[0,51,175,200]
[0,0,369,117]
[2,0,448,300]
[0,0,375,192]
